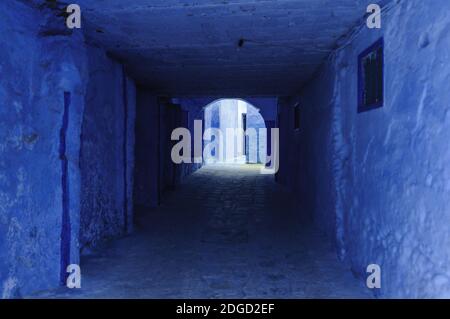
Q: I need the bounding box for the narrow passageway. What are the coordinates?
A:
[2,0,448,299]
[33,165,370,299]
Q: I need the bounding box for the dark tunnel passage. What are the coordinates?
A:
[1,0,450,299]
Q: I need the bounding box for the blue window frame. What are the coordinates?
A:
[358,38,384,113]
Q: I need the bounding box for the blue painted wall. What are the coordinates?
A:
[278,0,450,298]
[246,104,267,164]
[134,92,160,210]
[79,46,136,253]
[133,96,206,213]
[0,1,89,297]
[0,1,136,297]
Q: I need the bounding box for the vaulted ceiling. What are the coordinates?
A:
[68,0,386,95]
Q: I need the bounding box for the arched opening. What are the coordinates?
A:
[203,99,267,165]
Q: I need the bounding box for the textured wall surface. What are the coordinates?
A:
[0,1,136,297]
[134,92,160,210]
[79,47,136,252]
[280,0,450,298]
[134,95,206,212]
[0,1,89,297]
[219,100,239,162]
[246,104,267,164]
[125,78,137,234]
[180,101,204,177]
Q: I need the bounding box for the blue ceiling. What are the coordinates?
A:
[55,0,387,95]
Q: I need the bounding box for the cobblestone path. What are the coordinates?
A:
[32,164,371,299]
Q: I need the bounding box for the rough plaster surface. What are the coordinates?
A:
[281,0,450,298]
[0,1,89,297]
[134,92,160,210]
[79,46,136,252]
[133,94,205,212]
[246,104,267,164]
[0,1,136,297]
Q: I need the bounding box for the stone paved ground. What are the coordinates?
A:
[32,164,372,298]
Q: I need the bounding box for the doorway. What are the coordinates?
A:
[203,99,267,165]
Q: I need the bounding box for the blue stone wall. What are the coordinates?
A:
[246,105,267,164]
[0,1,90,297]
[176,99,204,176]
[0,1,136,297]
[278,0,450,298]
[79,46,136,252]
[203,101,220,162]
[125,78,137,234]
[133,96,205,212]
[134,92,160,210]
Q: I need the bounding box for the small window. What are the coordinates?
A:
[294,103,301,130]
[358,38,384,113]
